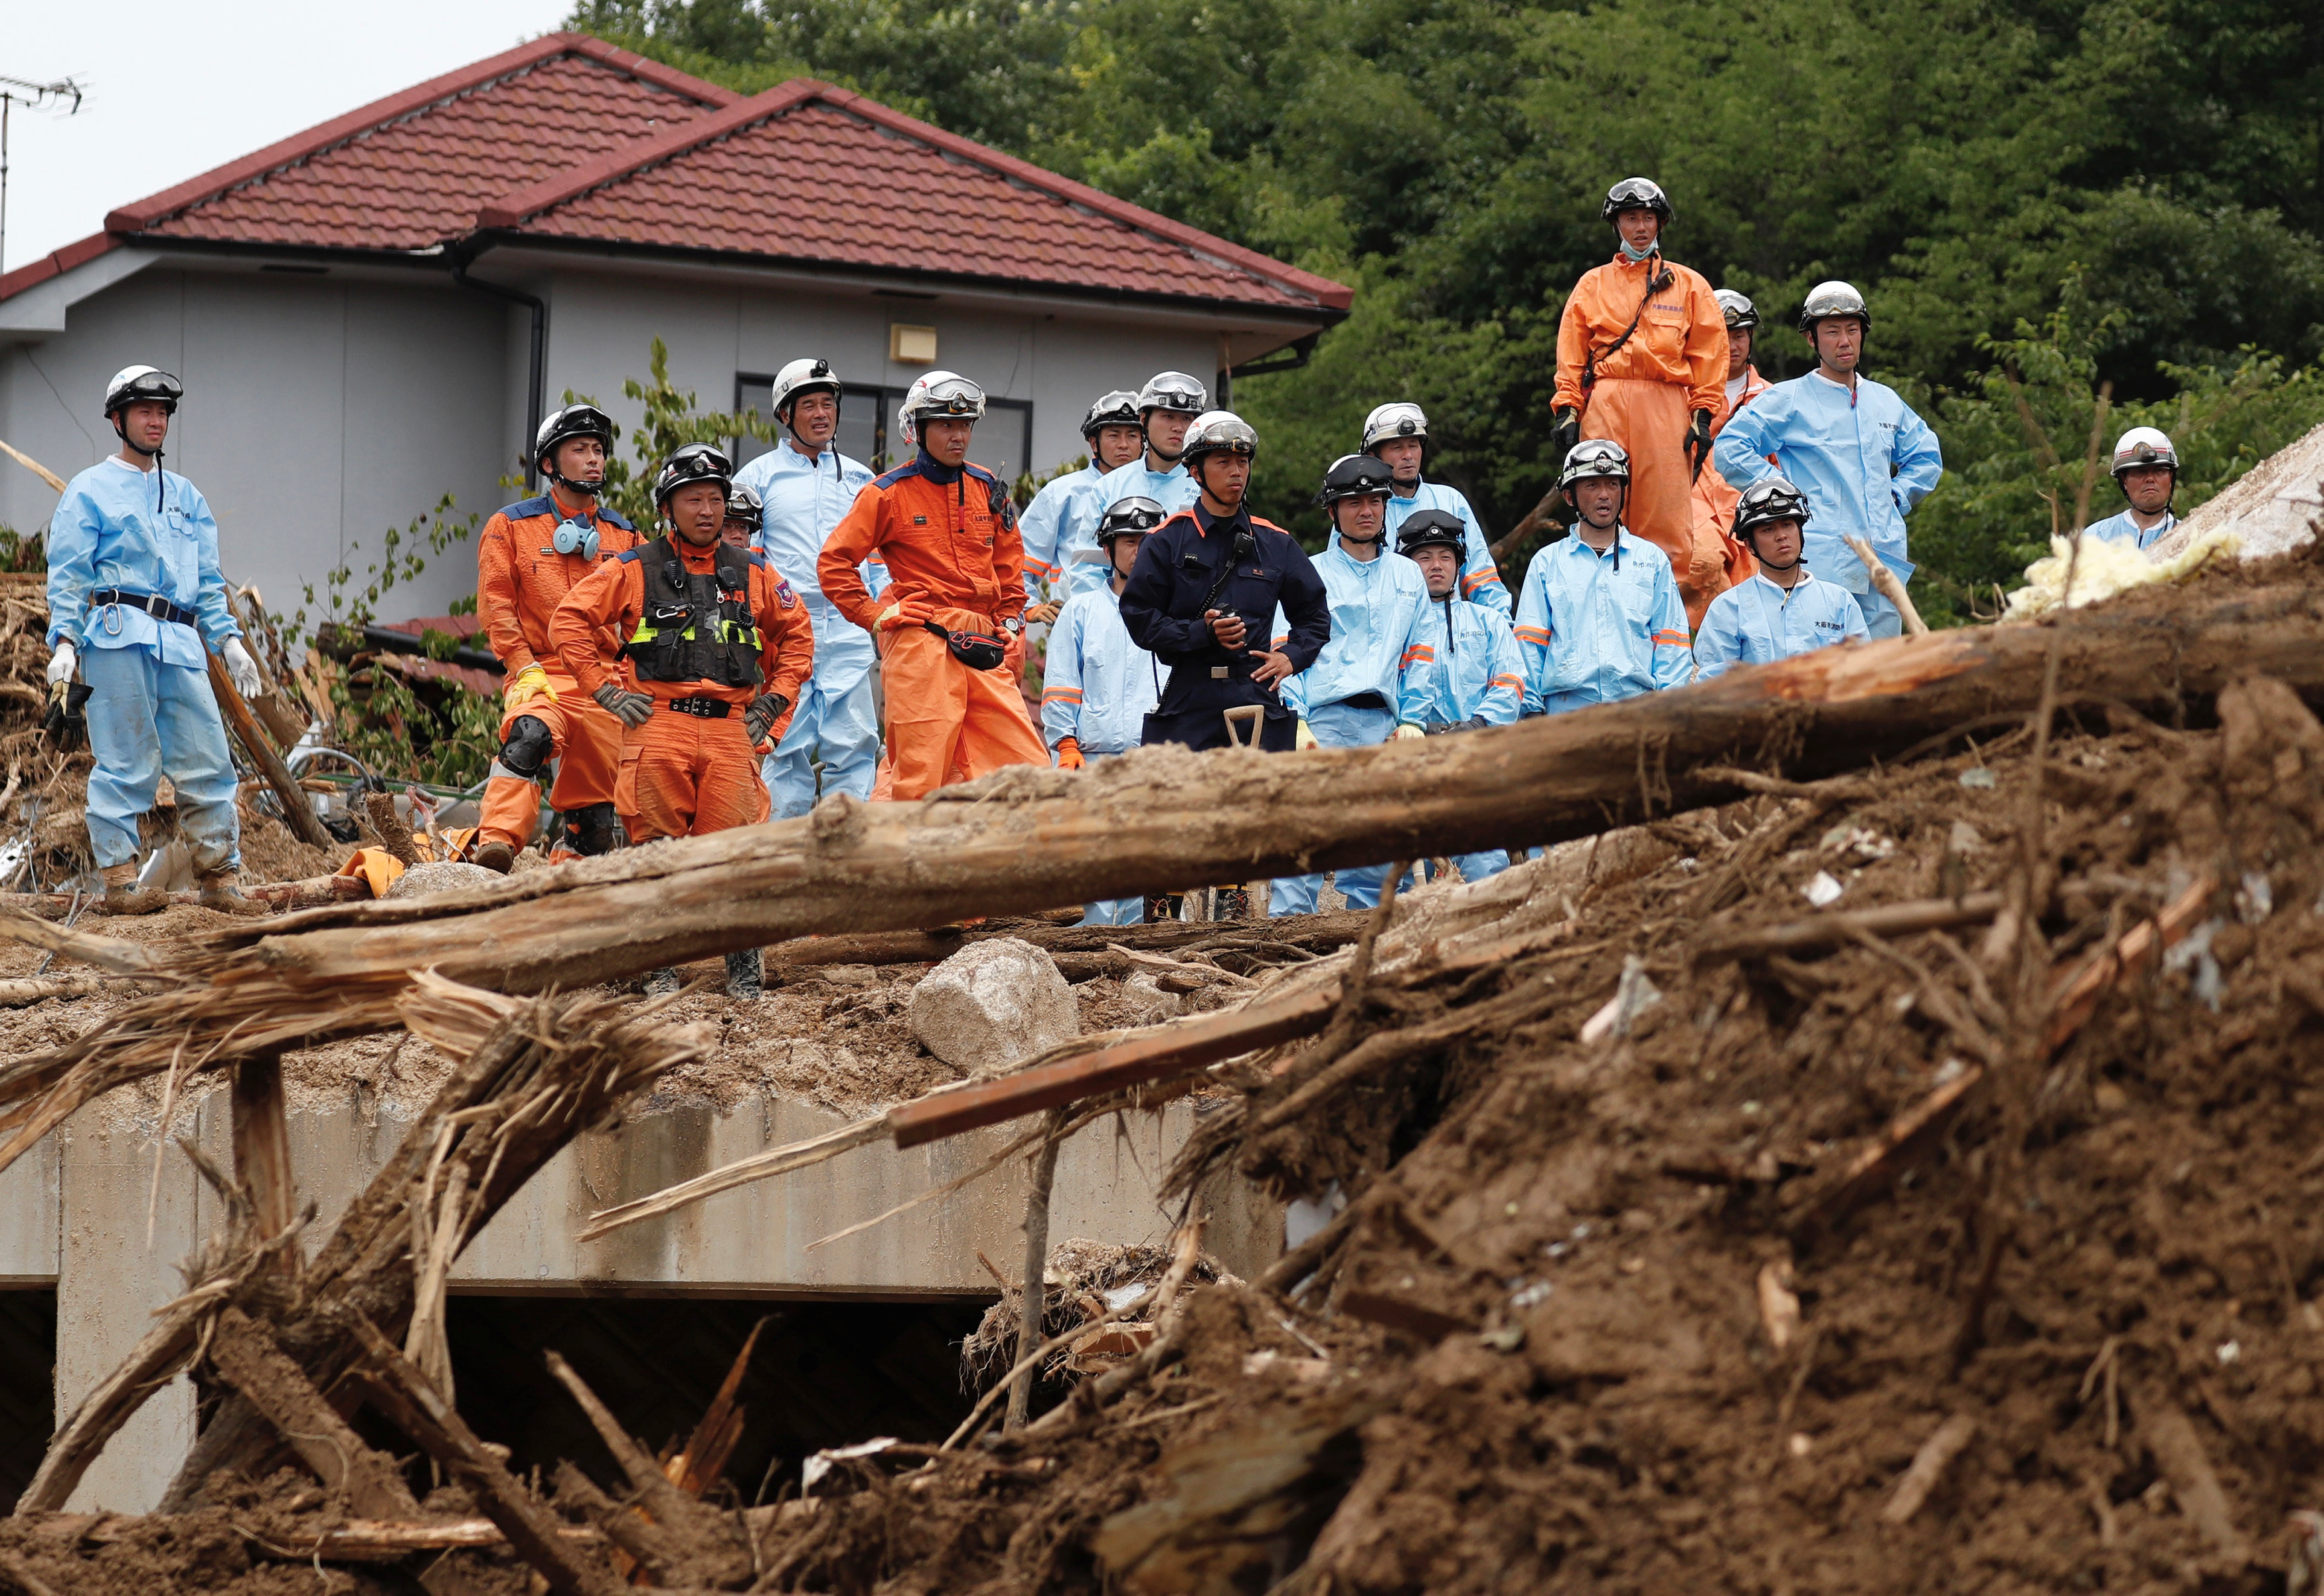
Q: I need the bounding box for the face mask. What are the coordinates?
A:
[1619,236,1657,263]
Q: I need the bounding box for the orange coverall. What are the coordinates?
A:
[1554,253,1732,624]
[1690,363,1774,591]
[474,489,645,853]
[818,456,1045,801]
[550,539,814,843]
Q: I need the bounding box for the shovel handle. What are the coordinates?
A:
[1222,705,1263,750]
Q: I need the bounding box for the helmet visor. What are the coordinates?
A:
[1143,383,1206,414]
[913,377,985,418]
[114,371,183,408]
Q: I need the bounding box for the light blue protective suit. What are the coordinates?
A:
[2084,507,2177,551]
[1270,535,1434,917]
[1692,569,1868,679]
[1018,462,1106,603]
[1042,582,1163,925]
[1384,481,1512,612]
[734,440,883,818]
[1410,588,1525,883]
[1712,371,1943,640]
[1056,456,1198,576]
[46,457,244,874]
[1512,529,1692,715]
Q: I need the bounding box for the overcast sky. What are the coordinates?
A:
[3,0,574,274]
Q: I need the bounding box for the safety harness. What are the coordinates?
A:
[618,537,764,688]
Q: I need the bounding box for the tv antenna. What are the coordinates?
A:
[0,74,86,277]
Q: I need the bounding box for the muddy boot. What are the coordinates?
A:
[197,869,267,917]
[1213,885,1252,921]
[724,948,764,1000]
[94,861,168,917]
[643,968,681,998]
[472,839,515,875]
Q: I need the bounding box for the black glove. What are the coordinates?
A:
[43,679,91,751]
[592,681,655,728]
[744,691,791,745]
[1685,408,1714,480]
[1550,407,1582,458]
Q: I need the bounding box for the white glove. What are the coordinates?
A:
[1392,722,1427,743]
[45,642,76,688]
[222,638,264,701]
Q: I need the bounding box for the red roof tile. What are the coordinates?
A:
[114,34,734,253]
[485,82,1350,313]
[26,35,1346,317]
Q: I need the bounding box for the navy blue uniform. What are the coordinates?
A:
[1118,505,1330,752]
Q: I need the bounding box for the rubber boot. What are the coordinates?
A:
[1213,885,1252,921]
[724,948,764,1000]
[472,840,515,875]
[643,968,681,998]
[197,869,266,917]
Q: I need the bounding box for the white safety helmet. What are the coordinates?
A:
[1714,289,1759,331]
[104,365,182,418]
[1135,371,1209,416]
[1601,177,1673,225]
[2110,426,2179,480]
[1558,437,1631,490]
[898,370,985,445]
[1361,401,1428,454]
[1081,389,1141,443]
[770,357,841,422]
[1181,410,1258,467]
[1797,280,1870,335]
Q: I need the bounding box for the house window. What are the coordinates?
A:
[736,376,1033,487]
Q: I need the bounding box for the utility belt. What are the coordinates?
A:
[664,696,732,719]
[90,589,197,629]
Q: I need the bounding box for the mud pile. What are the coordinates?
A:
[750,589,2324,1590]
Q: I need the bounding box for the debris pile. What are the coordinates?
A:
[1,549,2322,1592]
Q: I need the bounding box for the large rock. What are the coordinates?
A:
[383,861,503,899]
[908,937,1080,1078]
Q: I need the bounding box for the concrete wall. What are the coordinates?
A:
[38,1087,1276,1512]
[0,266,511,625]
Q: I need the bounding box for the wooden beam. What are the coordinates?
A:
[206,1308,420,1520]
[230,1052,298,1275]
[207,649,335,849]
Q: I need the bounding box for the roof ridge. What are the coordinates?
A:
[475,76,1350,311]
[105,33,738,236]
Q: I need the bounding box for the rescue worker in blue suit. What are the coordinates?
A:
[2086,427,2181,551]
[1022,391,1146,618]
[731,357,883,818]
[1398,509,1523,883]
[1058,372,1208,567]
[45,366,265,910]
[1513,440,1693,715]
[1120,411,1329,917]
[1712,281,1942,640]
[1693,477,1867,678]
[1043,497,1167,925]
[1269,454,1436,917]
[1361,402,1512,613]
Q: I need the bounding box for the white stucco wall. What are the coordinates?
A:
[2,255,1260,627]
[0,265,512,625]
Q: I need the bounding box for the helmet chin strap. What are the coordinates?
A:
[112,411,168,512]
[1750,533,1802,572]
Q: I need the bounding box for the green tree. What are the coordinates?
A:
[575,337,783,528]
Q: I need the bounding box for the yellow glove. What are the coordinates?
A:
[1294,719,1317,752]
[505,663,558,709]
[1393,722,1427,742]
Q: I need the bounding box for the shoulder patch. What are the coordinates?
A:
[617,547,647,564]
[498,495,554,521]
[873,460,924,489]
[600,507,635,531]
[745,548,770,569]
[962,462,1001,487]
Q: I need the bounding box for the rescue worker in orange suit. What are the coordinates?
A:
[819,371,1046,800]
[472,404,644,872]
[1550,177,1732,626]
[1687,288,1774,592]
[552,444,813,998]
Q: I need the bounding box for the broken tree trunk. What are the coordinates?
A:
[3,573,2322,1163]
[230,1052,299,1277]
[207,650,335,849]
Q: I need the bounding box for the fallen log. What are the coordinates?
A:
[3,572,2320,1158]
[244,1519,604,1562]
[0,875,369,918]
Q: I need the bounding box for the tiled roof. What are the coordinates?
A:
[482,83,1351,313]
[8,36,1347,317]
[112,35,734,252]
